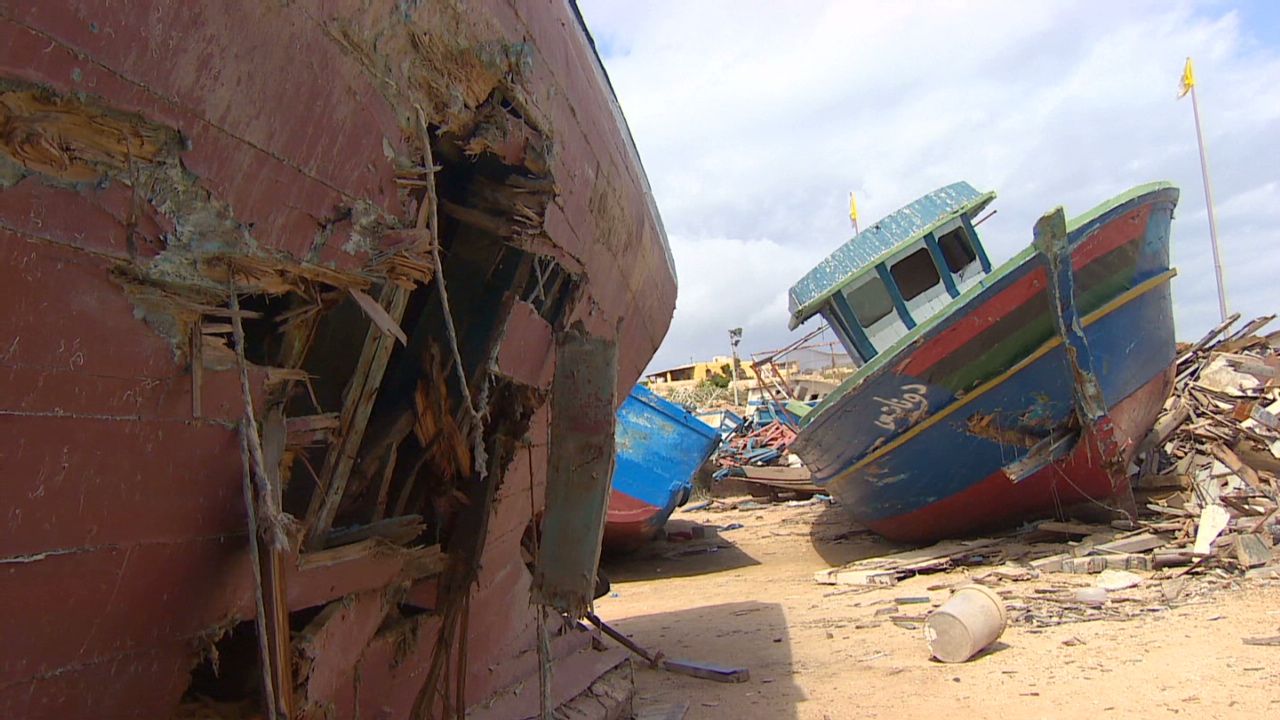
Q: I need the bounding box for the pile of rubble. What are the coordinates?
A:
[714,418,798,469]
[1130,313,1280,571]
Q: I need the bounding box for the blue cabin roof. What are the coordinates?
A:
[788,182,995,328]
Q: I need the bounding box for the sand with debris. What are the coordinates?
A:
[596,499,1280,719]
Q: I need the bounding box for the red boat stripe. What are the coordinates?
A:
[900,205,1152,377]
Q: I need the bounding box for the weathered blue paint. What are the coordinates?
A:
[962,213,992,272]
[789,183,1180,542]
[788,182,996,327]
[876,263,916,329]
[694,408,746,441]
[605,384,721,549]
[924,232,961,298]
[829,292,877,361]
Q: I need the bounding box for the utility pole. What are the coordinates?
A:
[1179,56,1228,322]
[728,327,743,406]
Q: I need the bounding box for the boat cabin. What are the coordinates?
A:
[787,182,996,366]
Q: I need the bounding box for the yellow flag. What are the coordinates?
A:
[849,192,859,225]
[1178,57,1195,98]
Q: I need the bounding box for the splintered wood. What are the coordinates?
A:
[1133,314,1280,571]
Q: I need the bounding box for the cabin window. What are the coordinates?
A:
[846,276,894,328]
[890,248,941,301]
[891,245,954,324]
[938,227,977,273]
[843,274,908,351]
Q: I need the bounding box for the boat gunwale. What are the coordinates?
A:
[625,385,722,442]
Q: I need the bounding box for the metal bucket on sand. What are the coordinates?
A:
[924,584,1008,663]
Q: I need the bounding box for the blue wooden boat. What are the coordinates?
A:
[604,384,722,551]
[787,181,1180,542]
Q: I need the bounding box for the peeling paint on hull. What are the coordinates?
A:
[0,2,675,718]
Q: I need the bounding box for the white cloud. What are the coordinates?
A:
[578,0,1280,371]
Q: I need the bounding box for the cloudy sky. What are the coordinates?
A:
[576,0,1280,372]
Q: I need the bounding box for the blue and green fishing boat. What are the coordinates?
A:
[787,181,1180,542]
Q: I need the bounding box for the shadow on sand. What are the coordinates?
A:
[807,500,907,567]
[598,600,800,719]
[601,518,762,582]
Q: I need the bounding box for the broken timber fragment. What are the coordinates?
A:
[634,702,691,720]
[323,514,426,548]
[304,282,411,550]
[534,324,618,615]
[815,538,1003,586]
[1036,520,1110,537]
[1210,443,1266,492]
[1233,533,1273,568]
[1193,504,1231,556]
[661,659,750,684]
[348,287,408,345]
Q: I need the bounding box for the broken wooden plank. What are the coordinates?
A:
[259,408,295,720]
[1177,313,1241,364]
[1234,533,1273,568]
[1139,399,1190,453]
[1210,443,1266,492]
[1037,520,1111,536]
[815,538,1004,585]
[190,317,203,418]
[285,413,341,448]
[348,287,407,346]
[1152,549,1195,569]
[304,282,411,550]
[297,539,445,581]
[534,327,618,615]
[634,702,690,720]
[1060,554,1151,573]
[1242,635,1280,647]
[1193,504,1231,556]
[1233,442,1280,475]
[661,659,750,684]
[585,612,661,668]
[1137,473,1192,490]
[324,514,425,548]
[1091,532,1169,555]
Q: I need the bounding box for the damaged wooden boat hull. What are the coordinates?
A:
[793,185,1179,543]
[604,384,721,551]
[0,1,675,718]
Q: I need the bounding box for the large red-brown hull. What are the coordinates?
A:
[0,2,675,718]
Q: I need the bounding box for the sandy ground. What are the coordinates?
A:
[595,498,1280,719]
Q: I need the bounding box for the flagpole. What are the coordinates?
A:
[1188,81,1228,322]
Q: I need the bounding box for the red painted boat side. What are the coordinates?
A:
[603,492,664,552]
[0,1,675,717]
[862,365,1174,543]
[901,204,1153,377]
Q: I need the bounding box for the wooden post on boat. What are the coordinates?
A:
[1033,208,1137,519]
